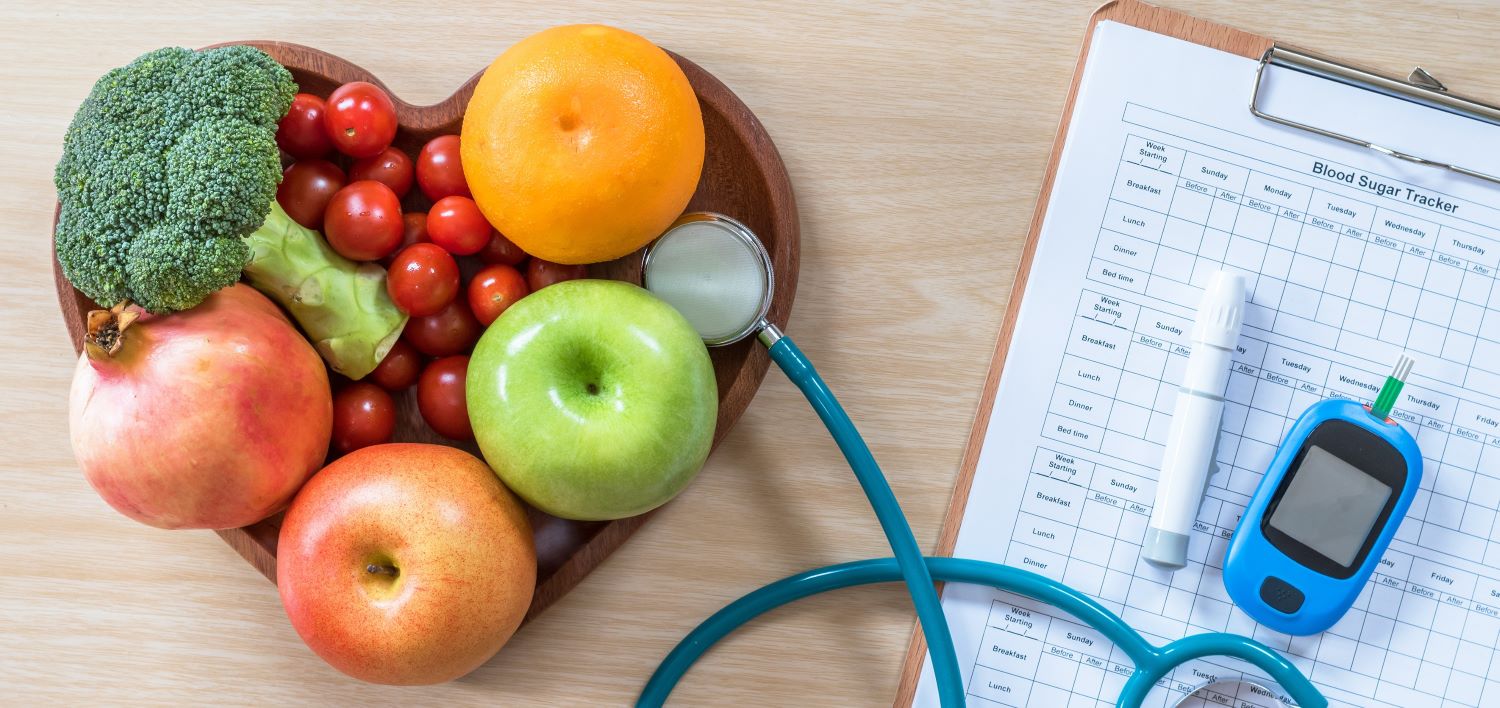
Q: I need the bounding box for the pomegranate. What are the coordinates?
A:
[69,284,333,530]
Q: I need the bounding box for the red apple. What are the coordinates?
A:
[276,443,536,685]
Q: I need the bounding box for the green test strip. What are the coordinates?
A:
[1371,355,1416,420]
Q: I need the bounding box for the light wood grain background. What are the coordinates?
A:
[4,1,1498,704]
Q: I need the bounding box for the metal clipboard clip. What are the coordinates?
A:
[1250,45,1500,186]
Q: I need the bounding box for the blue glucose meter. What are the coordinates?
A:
[1223,392,1422,636]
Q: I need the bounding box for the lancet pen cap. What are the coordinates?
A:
[1192,271,1246,349]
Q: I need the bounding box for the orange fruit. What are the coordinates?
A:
[461,25,706,265]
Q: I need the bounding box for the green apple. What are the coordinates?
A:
[467,279,718,520]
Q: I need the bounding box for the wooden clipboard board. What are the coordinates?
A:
[893,1,1271,703]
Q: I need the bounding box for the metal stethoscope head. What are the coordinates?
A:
[642,212,783,348]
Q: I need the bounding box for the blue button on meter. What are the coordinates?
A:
[1223,359,1423,637]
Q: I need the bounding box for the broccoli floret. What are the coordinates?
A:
[125,225,248,314]
[54,45,294,313]
[56,45,409,379]
[166,119,283,238]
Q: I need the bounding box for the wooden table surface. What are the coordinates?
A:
[4,1,1498,703]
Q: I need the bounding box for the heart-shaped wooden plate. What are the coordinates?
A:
[51,41,799,623]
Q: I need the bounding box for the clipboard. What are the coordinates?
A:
[894,0,1500,703]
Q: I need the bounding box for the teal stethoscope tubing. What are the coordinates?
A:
[761,335,966,704]
[638,557,1326,708]
[639,334,1327,708]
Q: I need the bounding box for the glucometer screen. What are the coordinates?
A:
[1267,446,1393,567]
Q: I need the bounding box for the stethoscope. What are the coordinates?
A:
[636,213,1328,708]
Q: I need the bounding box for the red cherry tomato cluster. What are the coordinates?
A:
[276,83,591,455]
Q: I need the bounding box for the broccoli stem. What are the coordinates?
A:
[241,200,408,380]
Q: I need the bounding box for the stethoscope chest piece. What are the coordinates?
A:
[643,212,774,346]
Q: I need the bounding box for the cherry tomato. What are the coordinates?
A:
[427,196,492,256]
[416,134,470,200]
[276,93,333,160]
[403,298,481,357]
[417,355,472,440]
[349,146,414,199]
[276,159,346,229]
[368,339,422,391]
[526,258,589,291]
[324,180,404,261]
[381,212,431,266]
[331,382,396,454]
[323,81,397,159]
[386,243,460,317]
[477,230,528,266]
[468,264,529,326]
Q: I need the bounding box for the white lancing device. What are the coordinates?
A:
[1143,271,1246,571]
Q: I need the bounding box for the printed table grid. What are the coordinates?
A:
[1054,288,1500,579]
[937,34,1500,707]
[973,440,1500,706]
[1089,133,1500,395]
[1049,290,1500,554]
[951,92,1500,706]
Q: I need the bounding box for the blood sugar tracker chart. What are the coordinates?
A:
[914,22,1500,708]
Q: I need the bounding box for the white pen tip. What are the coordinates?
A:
[1192,271,1246,349]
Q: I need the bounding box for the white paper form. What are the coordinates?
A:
[915,21,1500,708]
